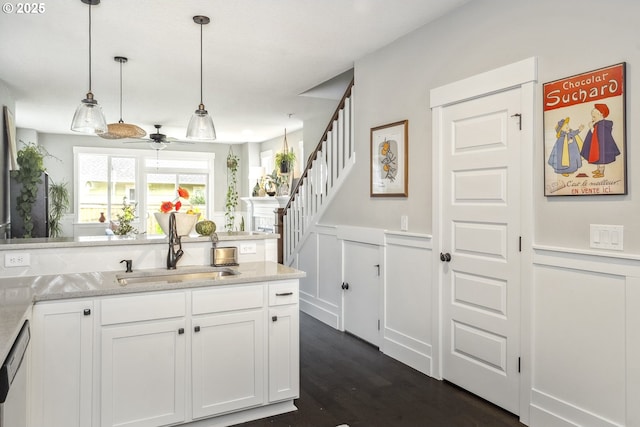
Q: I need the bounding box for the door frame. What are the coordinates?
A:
[430,57,537,424]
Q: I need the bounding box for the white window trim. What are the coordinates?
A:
[73,146,215,228]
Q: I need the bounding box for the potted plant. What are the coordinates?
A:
[275,149,296,174]
[48,180,70,238]
[113,197,138,236]
[10,143,46,238]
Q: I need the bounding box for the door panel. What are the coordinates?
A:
[343,240,380,347]
[441,88,521,414]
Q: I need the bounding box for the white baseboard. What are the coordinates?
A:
[300,298,340,330]
[530,389,622,427]
[382,336,432,377]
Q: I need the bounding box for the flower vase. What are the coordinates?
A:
[154,212,199,236]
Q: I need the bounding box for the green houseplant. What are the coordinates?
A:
[48,180,70,238]
[10,143,46,238]
[113,197,138,236]
[275,150,296,174]
[225,148,239,232]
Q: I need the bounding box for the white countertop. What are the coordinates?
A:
[0,231,277,251]
[0,261,304,363]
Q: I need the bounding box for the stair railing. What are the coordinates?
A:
[279,79,355,264]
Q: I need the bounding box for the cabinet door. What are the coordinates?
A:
[31,299,94,427]
[101,319,186,427]
[192,310,264,419]
[268,304,299,402]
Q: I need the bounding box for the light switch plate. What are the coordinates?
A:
[400,215,409,231]
[590,224,623,251]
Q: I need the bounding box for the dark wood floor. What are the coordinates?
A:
[236,312,525,427]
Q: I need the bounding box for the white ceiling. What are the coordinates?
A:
[0,0,468,143]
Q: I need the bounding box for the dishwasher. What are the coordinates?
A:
[0,320,30,427]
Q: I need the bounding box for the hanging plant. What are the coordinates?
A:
[275,128,296,174]
[10,143,45,238]
[225,147,239,232]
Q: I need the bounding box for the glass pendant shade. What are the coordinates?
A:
[71,93,107,134]
[71,0,106,134]
[186,104,216,140]
[186,15,216,141]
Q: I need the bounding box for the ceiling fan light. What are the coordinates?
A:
[186,106,216,141]
[71,93,107,134]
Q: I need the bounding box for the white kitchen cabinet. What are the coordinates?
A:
[191,284,265,419]
[30,299,94,427]
[100,292,187,427]
[268,281,300,402]
[29,277,300,427]
[191,310,264,418]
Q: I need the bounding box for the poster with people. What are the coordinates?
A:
[543,63,626,196]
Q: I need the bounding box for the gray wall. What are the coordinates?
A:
[321,0,640,252]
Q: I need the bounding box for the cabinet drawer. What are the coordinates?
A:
[268,281,298,306]
[101,292,186,325]
[192,284,264,315]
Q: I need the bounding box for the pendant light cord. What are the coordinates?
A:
[119,59,123,121]
[88,2,92,92]
[199,21,203,106]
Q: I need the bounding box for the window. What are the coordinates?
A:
[74,147,215,234]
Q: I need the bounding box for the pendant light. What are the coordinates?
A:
[99,56,147,139]
[186,15,216,141]
[71,0,107,134]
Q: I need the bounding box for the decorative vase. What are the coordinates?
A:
[154,212,199,236]
[99,212,106,223]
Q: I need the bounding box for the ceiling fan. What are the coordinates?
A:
[124,124,193,150]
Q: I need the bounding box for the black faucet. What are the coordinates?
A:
[167,212,184,270]
[120,259,133,273]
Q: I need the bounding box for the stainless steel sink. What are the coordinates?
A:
[116,269,239,286]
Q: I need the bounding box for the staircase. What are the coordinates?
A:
[280,79,355,265]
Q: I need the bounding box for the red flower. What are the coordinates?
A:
[160,201,174,213]
[177,187,190,199]
[175,200,182,211]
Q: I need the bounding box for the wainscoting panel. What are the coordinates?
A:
[531,247,640,427]
[383,232,433,375]
[297,226,342,329]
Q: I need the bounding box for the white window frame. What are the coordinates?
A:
[74,146,215,229]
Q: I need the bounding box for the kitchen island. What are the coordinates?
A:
[0,233,303,427]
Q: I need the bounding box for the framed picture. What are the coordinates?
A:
[543,63,626,196]
[370,120,408,197]
[3,106,18,170]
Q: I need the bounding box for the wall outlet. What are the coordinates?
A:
[5,252,31,267]
[400,215,409,231]
[240,242,257,254]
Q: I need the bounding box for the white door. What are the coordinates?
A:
[343,240,380,347]
[440,87,522,414]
